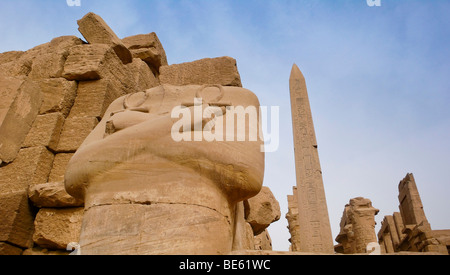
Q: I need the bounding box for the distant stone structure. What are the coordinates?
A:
[286,64,334,253]
[335,197,379,254]
[286,64,449,255]
[333,174,449,255]
[0,12,279,255]
[377,173,449,254]
[286,187,301,251]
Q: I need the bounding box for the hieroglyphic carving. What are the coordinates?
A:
[335,197,379,254]
[289,64,334,253]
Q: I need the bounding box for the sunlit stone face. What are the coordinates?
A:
[64,84,265,255]
[66,84,264,202]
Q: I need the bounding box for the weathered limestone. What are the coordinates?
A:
[48,153,74,183]
[433,230,450,255]
[64,84,264,255]
[230,187,279,252]
[0,242,24,255]
[32,208,84,250]
[335,197,379,254]
[46,36,85,52]
[159,57,242,87]
[37,78,77,117]
[245,223,256,250]
[0,51,24,65]
[0,75,25,127]
[0,190,35,249]
[377,173,448,254]
[378,215,400,253]
[30,36,84,80]
[0,77,42,163]
[0,36,83,78]
[230,202,252,251]
[80,203,233,255]
[28,182,83,208]
[22,113,65,151]
[244,186,281,235]
[68,79,121,120]
[56,116,99,152]
[77,12,132,64]
[393,211,407,242]
[0,146,54,194]
[286,187,301,251]
[28,52,67,80]
[398,173,428,227]
[0,56,32,77]
[288,64,334,253]
[62,44,123,81]
[62,44,138,95]
[254,230,273,251]
[127,58,160,92]
[122,33,168,74]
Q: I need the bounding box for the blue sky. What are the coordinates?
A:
[1,0,449,252]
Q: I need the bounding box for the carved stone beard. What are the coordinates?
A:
[64,85,264,255]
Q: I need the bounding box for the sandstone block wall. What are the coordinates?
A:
[286,187,301,251]
[0,14,161,254]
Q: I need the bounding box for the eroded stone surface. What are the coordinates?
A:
[0,78,42,163]
[77,12,132,64]
[245,186,281,235]
[335,197,379,254]
[0,191,35,249]
[159,57,242,87]
[32,208,84,250]
[29,182,83,208]
[37,78,77,117]
[122,33,168,73]
[22,113,65,151]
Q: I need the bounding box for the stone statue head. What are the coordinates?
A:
[65,84,265,254]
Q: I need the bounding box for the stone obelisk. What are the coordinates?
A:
[289,64,334,253]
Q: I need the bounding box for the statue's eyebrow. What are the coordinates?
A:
[123,92,149,109]
[109,92,150,116]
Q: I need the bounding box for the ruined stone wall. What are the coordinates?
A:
[335,197,379,254]
[0,12,166,255]
[286,187,301,251]
[377,173,448,255]
[0,12,278,255]
[330,174,449,255]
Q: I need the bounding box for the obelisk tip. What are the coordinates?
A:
[290,63,304,80]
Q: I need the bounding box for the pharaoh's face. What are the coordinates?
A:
[65,84,265,203]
